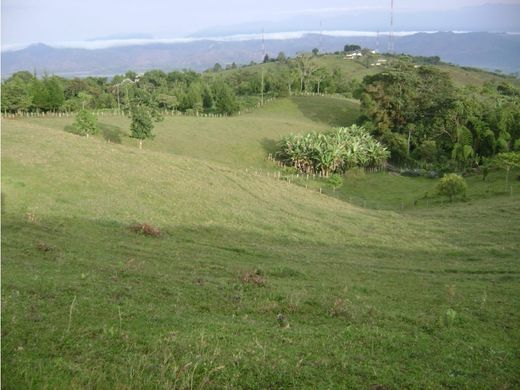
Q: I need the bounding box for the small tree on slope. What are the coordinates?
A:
[491,152,520,191]
[130,106,154,149]
[437,174,467,202]
[127,87,163,149]
[74,109,98,138]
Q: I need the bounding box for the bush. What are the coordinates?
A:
[73,109,98,137]
[328,174,343,188]
[437,174,467,202]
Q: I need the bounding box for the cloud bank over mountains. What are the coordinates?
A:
[2,31,439,52]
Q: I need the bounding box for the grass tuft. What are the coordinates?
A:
[129,223,161,237]
[240,269,267,286]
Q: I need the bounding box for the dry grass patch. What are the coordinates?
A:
[129,223,161,237]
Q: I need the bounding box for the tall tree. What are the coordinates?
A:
[127,88,163,149]
[213,81,239,115]
[1,72,34,112]
[295,55,317,93]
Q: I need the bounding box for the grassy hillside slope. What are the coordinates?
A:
[22,96,360,169]
[225,53,520,88]
[2,99,520,388]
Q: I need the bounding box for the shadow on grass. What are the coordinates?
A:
[260,138,278,156]
[99,123,125,144]
[290,96,360,127]
[63,123,125,144]
[64,124,81,136]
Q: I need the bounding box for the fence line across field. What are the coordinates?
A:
[0,92,358,120]
[0,97,279,120]
[238,166,516,212]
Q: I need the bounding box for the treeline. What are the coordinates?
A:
[0,52,362,115]
[0,70,241,115]
[357,63,520,168]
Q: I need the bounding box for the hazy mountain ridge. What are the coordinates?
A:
[2,32,520,78]
[191,4,520,37]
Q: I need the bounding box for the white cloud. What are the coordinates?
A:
[2,30,444,52]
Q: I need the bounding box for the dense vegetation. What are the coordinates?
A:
[358,63,520,168]
[276,125,389,176]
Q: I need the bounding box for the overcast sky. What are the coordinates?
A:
[2,0,519,47]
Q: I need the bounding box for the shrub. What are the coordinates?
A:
[437,174,467,202]
[73,109,98,138]
[328,174,343,188]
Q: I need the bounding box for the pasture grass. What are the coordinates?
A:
[41,96,359,169]
[2,98,520,388]
[293,168,520,210]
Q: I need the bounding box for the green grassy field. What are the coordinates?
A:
[290,168,520,210]
[2,97,520,388]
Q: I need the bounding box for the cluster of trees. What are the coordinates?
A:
[1,69,240,116]
[1,51,367,115]
[358,63,520,168]
[220,54,360,98]
[276,125,390,176]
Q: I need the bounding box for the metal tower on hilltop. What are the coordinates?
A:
[388,0,395,53]
[261,28,265,105]
[261,28,266,60]
[319,20,323,53]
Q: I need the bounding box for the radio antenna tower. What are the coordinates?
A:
[319,20,323,53]
[388,0,395,53]
[261,28,266,61]
[261,28,265,105]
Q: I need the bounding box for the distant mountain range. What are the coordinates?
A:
[2,31,520,78]
[191,4,520,37]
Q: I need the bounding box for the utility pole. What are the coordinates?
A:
[116,84,120,111]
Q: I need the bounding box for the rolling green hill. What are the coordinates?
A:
[2,97,520,388]
[223,52,520,89]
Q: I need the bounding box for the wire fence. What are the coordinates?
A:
[0,98,280,120]
[0,91,359,120]
[240,165,517,212]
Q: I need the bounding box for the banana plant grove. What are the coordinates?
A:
[276,125,390,176]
